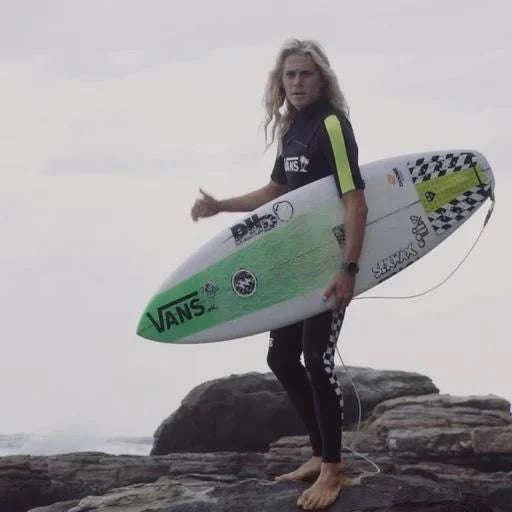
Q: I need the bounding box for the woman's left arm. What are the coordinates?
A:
[323,189,368,309]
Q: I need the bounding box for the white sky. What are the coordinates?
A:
[1,0,511,437]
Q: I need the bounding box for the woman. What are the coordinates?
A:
[191,39,367,510]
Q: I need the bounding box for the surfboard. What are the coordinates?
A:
[137,150,494,344]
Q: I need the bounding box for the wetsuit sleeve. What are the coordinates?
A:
[270,153,287,185]
[321,114,365,196]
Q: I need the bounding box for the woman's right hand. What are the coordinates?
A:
[191,188,222,222]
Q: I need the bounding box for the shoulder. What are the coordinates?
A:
[321,107,352,129]
[321,110,357,146]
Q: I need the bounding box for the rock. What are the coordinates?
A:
[66,477,187,512]
[473,426,512,454]
[151,368,438,455]
[370,394,510,427]
[151,372,305,456]
[0,453,172,512]
[26,501,79,512]
[386,425,512,460]
[367,394,511,433]
[1,451,268,512]
[5,392,507,511]
[26,469,512,512]
[335,366,440,418]
[386,427,474,457]
[1,369,509,512]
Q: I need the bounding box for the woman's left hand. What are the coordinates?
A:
[322,271,355,310]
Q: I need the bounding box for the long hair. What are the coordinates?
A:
[263,39,349,150]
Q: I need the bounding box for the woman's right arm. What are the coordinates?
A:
[191,180,288,222]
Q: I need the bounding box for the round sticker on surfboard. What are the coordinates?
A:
[231,269,257,297]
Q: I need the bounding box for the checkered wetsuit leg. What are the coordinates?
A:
[302,308,345,463]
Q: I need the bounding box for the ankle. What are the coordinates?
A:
[320,461,344,475]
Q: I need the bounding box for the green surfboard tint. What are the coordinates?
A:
[137,203,344,342]
[415,166,488,213]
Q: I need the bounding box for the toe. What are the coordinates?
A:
[302,493,317,510]
[299,491,313,509]
[317,495,332,510]
[307,498,319,510]
[322,489,340,509]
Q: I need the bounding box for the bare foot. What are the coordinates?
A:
[274,456,322,482]
[297,462,351,510]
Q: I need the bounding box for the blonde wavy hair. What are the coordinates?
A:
[263,39,349,149]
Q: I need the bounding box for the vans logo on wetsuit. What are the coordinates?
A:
[229,201,294,246]
[285,155,310,173]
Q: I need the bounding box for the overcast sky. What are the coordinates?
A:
[1,0,511,438]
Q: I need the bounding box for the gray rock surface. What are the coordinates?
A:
[1,370,510,512]
[151,368,438,455]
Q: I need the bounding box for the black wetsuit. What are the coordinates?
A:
[268,99,364,463]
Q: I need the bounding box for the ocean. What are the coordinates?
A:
[0,432,153,457]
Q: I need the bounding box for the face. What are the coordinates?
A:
[282,53,324,111]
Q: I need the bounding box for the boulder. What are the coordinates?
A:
[151,367,438,455]
[1,369,508,512]
[151,372,305,455]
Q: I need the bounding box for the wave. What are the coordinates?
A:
[0,431,152,457]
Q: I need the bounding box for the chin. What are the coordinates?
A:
[294,100,311,111]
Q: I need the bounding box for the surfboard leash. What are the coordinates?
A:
[336,347,382,477]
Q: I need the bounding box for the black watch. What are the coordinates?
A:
[341,261,359,276]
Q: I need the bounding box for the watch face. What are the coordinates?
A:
[349,262,359,273]
[343,262,359,275]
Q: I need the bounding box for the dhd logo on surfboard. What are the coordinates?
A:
[229,201,294,246]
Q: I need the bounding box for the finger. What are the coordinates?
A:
[191,201,203,221]
[322,283,335,302]
[332,290,346,310]
[199,188,212,200]
[333,297,344,311]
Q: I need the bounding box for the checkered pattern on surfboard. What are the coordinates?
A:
[429,184,491,233]
[407,151,478,184]
[406,151,491,234]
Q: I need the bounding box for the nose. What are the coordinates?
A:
[293,73,303,86]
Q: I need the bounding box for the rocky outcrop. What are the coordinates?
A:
[151,372,305,455]
[1,370,510,512]
[151,368,438,455]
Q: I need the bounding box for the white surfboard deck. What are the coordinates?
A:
[137,150,494,343]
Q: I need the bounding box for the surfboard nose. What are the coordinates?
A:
[136,309,151,340]
[136,297,164,341]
